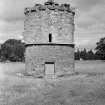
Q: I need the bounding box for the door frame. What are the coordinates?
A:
[44,62,55,75]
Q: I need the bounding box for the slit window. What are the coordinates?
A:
[49,33,52,42]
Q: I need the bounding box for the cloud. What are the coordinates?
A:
[0,20,23,42]
[76,4,105,28]
[75,0,105,11]
[74,2,105,49]
[75,39,90,46]
[0,0,46,21]
[0,0,105,49]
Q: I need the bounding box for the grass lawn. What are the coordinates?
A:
[0,61,105,105]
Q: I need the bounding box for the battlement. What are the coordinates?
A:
[24,0,75,15]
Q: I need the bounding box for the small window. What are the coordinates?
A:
[49,33,52,42]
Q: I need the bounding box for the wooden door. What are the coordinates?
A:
[45,62,55,75]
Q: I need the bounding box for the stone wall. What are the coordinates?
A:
[24,0,75,77]
[25,45,74,77]
[23,0,75,44]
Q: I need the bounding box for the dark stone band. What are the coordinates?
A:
[25,43,75,48]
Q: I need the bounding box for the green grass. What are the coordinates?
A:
[0,61,105,105]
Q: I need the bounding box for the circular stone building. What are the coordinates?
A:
[23,0,75,78]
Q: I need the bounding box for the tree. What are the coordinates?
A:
[94,51,101,60]
[75,48,80,60]
[87,49,94,60]
[80,48,87,60]
[0,39,25,62]
[95,37,105,60]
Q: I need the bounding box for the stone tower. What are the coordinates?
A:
[23,0,75,78]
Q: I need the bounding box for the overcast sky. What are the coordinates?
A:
[0,0,105,49]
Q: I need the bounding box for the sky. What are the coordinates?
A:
[0,0,105,50]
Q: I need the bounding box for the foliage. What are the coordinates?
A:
[75,37,105,60]
[75,49,96,60]
[87,50,95,60]
[0,37,105,62]
[95,37,105,60]
[75,48,80,60]
[0,39,25,62]
[80,48,88,60]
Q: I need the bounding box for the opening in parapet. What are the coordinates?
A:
[49,33,52,42]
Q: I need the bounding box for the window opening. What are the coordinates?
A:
[49,33,52,42]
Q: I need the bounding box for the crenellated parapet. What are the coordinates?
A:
[24,0,75,15]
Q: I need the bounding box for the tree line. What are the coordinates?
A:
[0,39,25,62]
[0,37,105,62]
[75,37,105,60]
[75,48,102,60]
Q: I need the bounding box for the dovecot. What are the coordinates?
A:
[23,0,75,78]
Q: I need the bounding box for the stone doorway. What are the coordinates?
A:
[45,62,55,76]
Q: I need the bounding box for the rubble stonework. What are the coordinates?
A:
[23,0,75,77]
